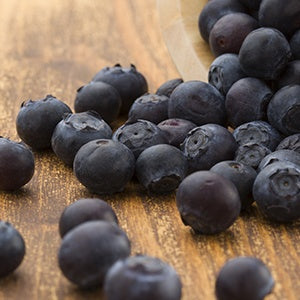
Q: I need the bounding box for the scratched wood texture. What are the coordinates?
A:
[0,0,299,299]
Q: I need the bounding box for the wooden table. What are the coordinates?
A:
[0,1,299,299]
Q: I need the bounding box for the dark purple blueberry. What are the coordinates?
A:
[233,121,282,151]
[208,53,246,95]
[276,133,300,153]
[210,160,257,210]
[0,221,25,277]
[238,0,262,10]
[235,143,271,169]
[16,95,72,150]
[225,77,273,128]
[215,256,274,300]
[74,81,122,124]
[156,78,183,97]
[239,28,292,80]
[73,139,135,194]
[267,85,300,136]
[168,81,226,126]
[209,13,258,57]
[51,111,112,166]
[135,144,187,194]
[104,255,182,300]
[128,93,169,124]
[253,161,300,222]
[290,29,300,59]
[59,198,118,238]
[92,64,148,114]
[157,118,196,148]
[58,220,131,288]
[0,138,34,191]
[198,0,247,42]
[112,120,168,158]
[181,124,238,173]
[257,149,300,173]
[275,60,300,90]
[176,171,241,234]
[259,0,300,38]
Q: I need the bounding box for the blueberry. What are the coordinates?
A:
[267,85,300,136]
[239,28,291,80]
[225,77,273,128]
[176,171,241,234]
[235,143,271,169]
[104,255,182,300]
[257,149,300,173]
[168,81,226,126]
[259,0,300,38]
[51,111,112,166]
[198,0,247,43]
[135,144,187,194]
[113,119,168,158]
[92,64,148,114]
[274,60,300,90]
[73,139,135,194]
[209,13,258,57]
[238,0,262,10]
[157,118,196,148]
[58,220,131,288]
[253,161,300,222]
[128,93,169,124]
[0,221,25,277]
[16,95,72,150]
[290,29,300,59]
[0,138,34,191]
[156,78,183,97]
[181,124,237,173]
[233,121,282,151]
[74,81,122,124]
[208,53,246,95]
[210,161,257,210]
[215,256,274,300]
[59,198,118,238]
[276,133,300,153]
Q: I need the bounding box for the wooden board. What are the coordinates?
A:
[0,0,299,300]
[157,0,214,81]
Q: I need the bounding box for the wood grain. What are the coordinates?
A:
[0,1,299,300]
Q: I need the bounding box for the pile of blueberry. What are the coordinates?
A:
[0,0,299,298]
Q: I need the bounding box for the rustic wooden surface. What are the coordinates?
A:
[0,0,299,299]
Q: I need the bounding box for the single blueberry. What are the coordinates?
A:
[16,95,72,150]
[156,78,183,97]
[51,111,112,166]
[176,171,241,234]
[135,144,187,194]
[112,119,168,158]
[181,124,238,173]
[253,161,300,222]
[168,81,226,126]
[104,255,182,300]
[208,53,246,95]
[128,93,169,124]
[0,221,26,278]
[73,139,135,194]
[216,256,274,300]
[0,138,34,191]
[276,133,300,154]
[74,81,122,124]
[267,85,300,136]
